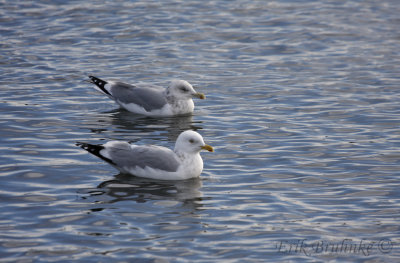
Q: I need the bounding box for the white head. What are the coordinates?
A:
[166,80,205,100]
[174,130,214,154]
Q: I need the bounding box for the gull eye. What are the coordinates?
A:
[189,139,195,143]
[179,86,189,92]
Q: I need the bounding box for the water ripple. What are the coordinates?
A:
[1,0,400,262]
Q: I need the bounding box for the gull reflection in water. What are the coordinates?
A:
[83,173,204,205]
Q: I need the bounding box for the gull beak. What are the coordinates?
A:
[201,144,214,152]
[193,92,205,99]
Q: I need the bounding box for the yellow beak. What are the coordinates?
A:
[201,144,214,152]
[194,92,205,99]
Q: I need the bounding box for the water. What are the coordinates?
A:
[1,0,399,262]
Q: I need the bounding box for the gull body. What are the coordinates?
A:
[88,76,205,116]
[78,130,213,180]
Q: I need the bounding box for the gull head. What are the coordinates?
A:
[167,80,205,100]
[175,130,214,154]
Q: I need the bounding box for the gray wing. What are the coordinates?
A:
[107,144,180,172]
[110,82,167,111]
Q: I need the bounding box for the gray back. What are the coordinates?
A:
[111,82,167,111]
[108,144,180,172]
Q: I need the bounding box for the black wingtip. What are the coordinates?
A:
[76,141,94,150]
[88,76,111,96]
[76,141,102,154]
[76,142,116,165]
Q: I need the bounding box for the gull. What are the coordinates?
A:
[88,76,205,116]
[77,130,214,180]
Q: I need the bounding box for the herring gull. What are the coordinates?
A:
[88,76,205,116]
[77,130,213,180]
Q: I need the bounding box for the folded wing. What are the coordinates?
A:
[109,82,168,111]
[101,142,180,173]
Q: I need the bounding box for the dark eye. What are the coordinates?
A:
[189,139,195,143]
[180,86,188,92]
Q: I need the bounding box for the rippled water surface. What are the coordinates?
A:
[1,1,400,262]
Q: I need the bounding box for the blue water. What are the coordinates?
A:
[1,0,400,262]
